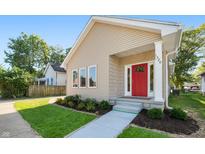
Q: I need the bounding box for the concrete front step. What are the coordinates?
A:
[113,104,142,114]
[116,100,143,107]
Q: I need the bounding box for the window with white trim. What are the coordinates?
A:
[79,67,86,88]
[88,65,97,88]
[150,64,154,92]
[72,69,78,88]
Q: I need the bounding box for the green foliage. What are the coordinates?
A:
[147,108,164,119]
[99,100,110,110]
[85,99,96,112]
[0,67,32,98]
[4,33,50,74]
[72,94,81,105]
[67,101,74,108]
[171,24,205,88]
[49,46,66,64]
[171,108,187,120]
[64,96,73,103]
[64,95,81,107]
[56,98,63,105]
[4,33,68,77]
[77,102,86,110]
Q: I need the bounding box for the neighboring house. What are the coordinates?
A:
[37,63,66,86]
[184,82,200,91]
[200,72,205,95]
[61,16,182,110]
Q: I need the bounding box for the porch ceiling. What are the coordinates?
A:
[111,43,154,58]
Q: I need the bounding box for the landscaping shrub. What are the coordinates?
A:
[85,99,96,112]
[171,108,187,120]
[0,67,32,98]
[77,102,86,110]
[64,96,73,103]
[56,98,63,104]
[99,100,110,110]
[72,94,81,105]
[67,101,74,108]
[147,108,164,119]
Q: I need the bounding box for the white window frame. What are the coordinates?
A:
[79,67,86,88]
[88,65,97,88]
[148,62,154,97]
[72,68,79,88]
[124,65,132,96]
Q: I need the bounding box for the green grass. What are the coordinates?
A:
[15,98,96,138]
[169,92,205,119]
[118,126,169,138]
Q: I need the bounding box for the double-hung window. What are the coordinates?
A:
[72,69,79,88]
[88,65,97,88]
[79,67,86,88]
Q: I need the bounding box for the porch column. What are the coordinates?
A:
[154,40,164,102]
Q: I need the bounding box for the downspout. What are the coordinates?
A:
[165,28,182,109]
[165,50,176,109]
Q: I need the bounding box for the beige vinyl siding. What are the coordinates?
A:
[66,22,161,100]
[109,56,124,98]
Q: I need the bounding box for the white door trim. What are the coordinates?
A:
[124,60,154,97]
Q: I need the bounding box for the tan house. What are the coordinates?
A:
[62,16,182,112]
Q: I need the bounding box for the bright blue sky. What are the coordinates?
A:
[0,15,205,67]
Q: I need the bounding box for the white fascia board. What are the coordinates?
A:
[43,63,50,75]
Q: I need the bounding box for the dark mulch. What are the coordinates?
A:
[55,103,112,116]
[132,109,200,135]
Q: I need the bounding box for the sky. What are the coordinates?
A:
[0,15,205,67]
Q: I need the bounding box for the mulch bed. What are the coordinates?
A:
[132,109,199,135]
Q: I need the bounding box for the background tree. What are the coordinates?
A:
[0,66,32,98]
[4,33,50,74]
[171,24,205,88]
[49,46,66,64]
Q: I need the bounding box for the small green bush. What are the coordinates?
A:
[171,108,187,120]
[72,94,81,104]
[64,96,73,103]
[77,102,86,110]
[99,100,110,110]
[67,101,74,108]
[147,108,164,119]
[85,101,96,112]
[56,98,63,104]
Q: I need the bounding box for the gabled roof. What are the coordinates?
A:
[51,63,66,72]
[61,16,183,68]
[44,63,66,75]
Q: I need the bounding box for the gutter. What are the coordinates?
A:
[165,50,178,109]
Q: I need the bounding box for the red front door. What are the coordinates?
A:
[132,63,148,96]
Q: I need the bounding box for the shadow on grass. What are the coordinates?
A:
[15,103,96,138]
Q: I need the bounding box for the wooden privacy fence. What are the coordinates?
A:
[28,85,66,97]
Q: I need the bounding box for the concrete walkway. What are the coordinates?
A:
[67,111,137,138]
[0,100,40,138]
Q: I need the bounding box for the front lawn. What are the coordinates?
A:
[15,98,96,138]
[169,92,205,119]
[118,126,170,138]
